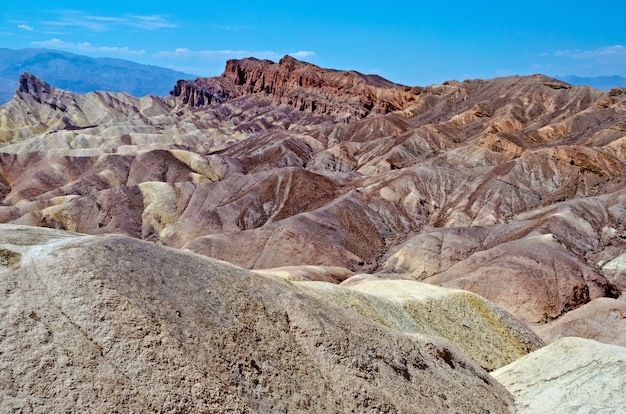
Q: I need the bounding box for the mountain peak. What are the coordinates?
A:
[0,48,200,105]
[16,72,55,103]
[278,54,303,68]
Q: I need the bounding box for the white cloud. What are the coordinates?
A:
[44,14,115,32]
[154,48,316,62]
[153,49,281,61]
[288,51,315,59]
[540,45,626,77]
[18,24,34,31]
[31,38,145,56]
[555,45,626,59]
[43,11,176,32]
[127,15,177,30]
[214,25,246,31]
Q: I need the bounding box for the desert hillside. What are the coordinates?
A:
[1,56,625,412]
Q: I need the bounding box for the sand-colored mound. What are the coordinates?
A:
[252,265,354,283]
[492,337,626,413]
[0,224,514,413]
[296,278,543,371]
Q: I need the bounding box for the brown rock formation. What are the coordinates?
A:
[171,55,420,121]
[532,297,626,346]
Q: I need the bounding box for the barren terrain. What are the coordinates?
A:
[1,56,625,412]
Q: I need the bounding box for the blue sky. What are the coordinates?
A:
[1,1,625,85]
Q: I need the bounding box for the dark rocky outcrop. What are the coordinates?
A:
[171,77,231,107]
[16,72,55,104]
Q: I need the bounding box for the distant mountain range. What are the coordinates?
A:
[1,48,625,107]
[555,75,626,90]
[0,48,198,104]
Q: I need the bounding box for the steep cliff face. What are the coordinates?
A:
[171,55,421,121]
[170,77,231,107]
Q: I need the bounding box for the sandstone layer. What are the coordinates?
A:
[0,224,515,413]
[171,55,420,121]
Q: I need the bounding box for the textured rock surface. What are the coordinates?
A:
[296,278,544,371]
[387,194,624,323]
[252,265,354,283]
[1,58,626,342]
[171,55,420,121]
[492,337,626,413]
[422,231,616,324]
[533,297,626,346]
[0,224,515,413]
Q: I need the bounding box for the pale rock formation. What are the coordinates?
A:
[600,252,626,290]
[297,278,544,371]
[492,337,626,413]
[252,265,354,283]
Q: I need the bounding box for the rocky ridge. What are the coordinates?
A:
[296,278,543,371]
[171,55,420,121]
[532,297,626,346]
[0,59,625,328]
